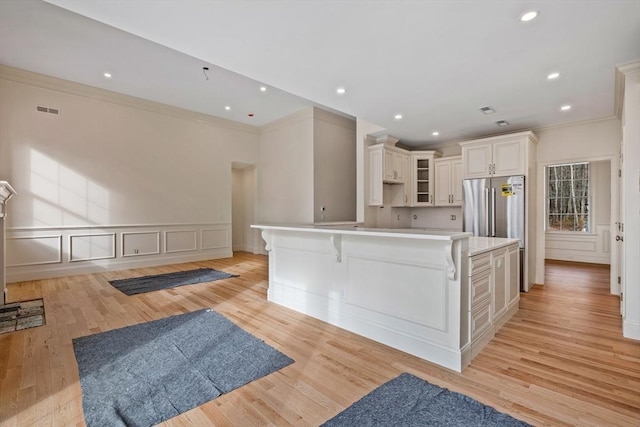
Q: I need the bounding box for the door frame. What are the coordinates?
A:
[536,154,619,294]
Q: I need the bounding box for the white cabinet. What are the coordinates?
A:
[460,131,537,179]
[467,242,519,349]
[434,156,463,206]
[384,150,407,183]
[368,143,410,206]
[492,247,508,320]
[410,151,440,206]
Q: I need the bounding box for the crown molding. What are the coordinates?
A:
[258,106,314,134]
[615,60,640,119]
[0,65,260,135]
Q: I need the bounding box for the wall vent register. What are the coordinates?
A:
[36,106,59,115]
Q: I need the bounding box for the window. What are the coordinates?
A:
[546,162,590,232]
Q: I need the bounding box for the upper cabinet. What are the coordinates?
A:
[368,135,409,206]
[434,156,463,206]
[410,151,441,207]
[460,131,538,179]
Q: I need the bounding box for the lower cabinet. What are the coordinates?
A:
[467,243,519,355]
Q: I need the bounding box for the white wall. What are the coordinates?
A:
[313,109,356,222]
[258,108,314,224]
[0,67,260,281]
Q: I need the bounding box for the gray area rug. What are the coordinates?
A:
[73,309,294,427]
[108,268,237,295]
[322,373,530,426]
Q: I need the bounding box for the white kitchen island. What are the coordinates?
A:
[252,224,519,372]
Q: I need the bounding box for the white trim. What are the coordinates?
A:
[121,231,161,257]
[623,319,640,341]
[164,229,198,254]
[68,232,116,262]
[6,235,62,266]
[8,222,231,232]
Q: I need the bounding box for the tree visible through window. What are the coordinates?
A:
[547,162,590,232]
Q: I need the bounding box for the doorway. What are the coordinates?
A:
[231,163,257,254]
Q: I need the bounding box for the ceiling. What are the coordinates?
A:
[2,0,639,147]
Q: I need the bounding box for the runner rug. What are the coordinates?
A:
[322,373,530,426]
[73,309,293,427]
[108,268,237,295]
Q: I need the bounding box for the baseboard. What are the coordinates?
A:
[7,249,232,283]
[623,319,640,341]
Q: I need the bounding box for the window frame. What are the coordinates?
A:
[545,162,592,233]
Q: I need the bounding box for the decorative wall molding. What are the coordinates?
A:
[6,223,232,283]
[69,233,116,262]
[6,235,62,267]
[121,231,161,257]
[165,230,197,254]
[545,224,611,264]
[201,227,230,250]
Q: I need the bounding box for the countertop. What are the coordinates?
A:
[251,223,472,241]
[468,236,520,256]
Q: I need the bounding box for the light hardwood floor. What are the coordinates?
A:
[1,254,639,426]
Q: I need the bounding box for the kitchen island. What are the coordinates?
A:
[251,224,519,372]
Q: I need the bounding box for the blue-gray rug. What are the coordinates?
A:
[322,373,530,426]
[108,267,237,295]
[73,308,294,427]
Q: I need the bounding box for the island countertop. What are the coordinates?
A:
[468,236,520,256]
[251,223,472,241]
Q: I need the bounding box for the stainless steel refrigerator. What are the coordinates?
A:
[462,175,525,290]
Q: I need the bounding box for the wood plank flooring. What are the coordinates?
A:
[1,255,638,426]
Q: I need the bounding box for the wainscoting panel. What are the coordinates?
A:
[122,231,161,257]
[6,223,232,282]
[6,235,62,266]
[344,256,447,331]
[69,233,116,262]
[165,230,197,253]
[202,228,229,250]
[545,224,611,264]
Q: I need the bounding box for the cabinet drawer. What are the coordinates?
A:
[469,253,491,276]
[470,299,492,342]
[470,269,491,308]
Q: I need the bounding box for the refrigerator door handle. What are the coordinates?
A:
[484,188,490,237]
[491,187,496,237]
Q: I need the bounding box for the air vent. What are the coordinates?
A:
[495,120,510,127]
[36,105,60,115]
[479,106,496,114]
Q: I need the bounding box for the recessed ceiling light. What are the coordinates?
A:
[394,114,403,120]
[495,120,510,127]
[336,87,346,95]
[520,11,538,22]
[260,86,267,92]
[547,72,560,80]
[103,72,112,79]
[432,131,439,136]
[224,106,231,111]
[561,105,572,111]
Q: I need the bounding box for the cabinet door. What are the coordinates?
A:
[462,143,492,179]
[368,148,383,206]
[492,248,508,319]
[434,160,452,206]
[493,139,525,177]
[403,155,411,205]
[384,150,395,181]
[394,152,406,182]
[451,157,464,206]
[507,244,520,307]
[412,155,434,206]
